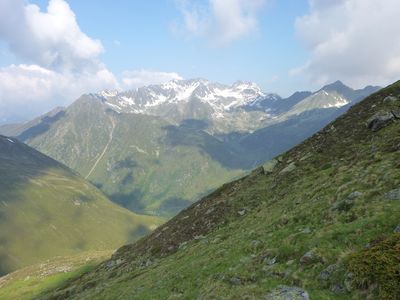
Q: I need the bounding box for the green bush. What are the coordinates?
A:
[347,234,400,300]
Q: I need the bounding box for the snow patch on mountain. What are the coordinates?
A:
[97,79,268,116]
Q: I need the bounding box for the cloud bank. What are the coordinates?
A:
[0,0,181,123]
[122,70,183,89]
[294,0,400,88]
[174,0,266,45]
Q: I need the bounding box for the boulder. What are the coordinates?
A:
[366,111,395,131]
[383,96,398,102]
[263,159,279,174]
[392,110,400,119]
[264,285,310,300]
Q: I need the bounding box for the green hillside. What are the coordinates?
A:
[0,251,110,300]
[21,96,245,217]
[34,80,400,299]
[0,135,161,276]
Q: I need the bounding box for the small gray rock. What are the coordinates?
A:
[264,285,310,300]
[106,260,116,268]
[229,277,242,285]
[394,225,400,233]
[302,227,312,234]
[238,209,246,216]
[367,111,395,131]
[384,188,400,200]
[331,199,354,212]
[319,264,337,280]
[331,284,346,294]
[205,207,215,215]
[265,256,277,266]
[300,250,319,265]
[348,191,362,199]
[280,162,297,174]
[344,272,354,291]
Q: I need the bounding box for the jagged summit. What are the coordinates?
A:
[95,79,268,116]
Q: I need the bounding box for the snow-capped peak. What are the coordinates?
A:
[98,79,267,115]
[100,89,119,98]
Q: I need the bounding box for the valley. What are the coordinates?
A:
[6,77,398,300]
[0,79,380,217]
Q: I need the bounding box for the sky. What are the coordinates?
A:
[0,0,400,123]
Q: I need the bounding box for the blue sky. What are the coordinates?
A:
[62,0,309,95]
[0,0,399,123]
[1,0,309,95]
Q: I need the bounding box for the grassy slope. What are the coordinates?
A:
[37,80,400,299]
[0,136,161,276]
[0,251,111,300]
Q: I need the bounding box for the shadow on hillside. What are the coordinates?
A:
[129,225,151,242]
[0,135,101,276]
[162,108,347,171]
[161,119,255,170]
[17,110,66,141]
[110,189,148,214]
[158,197,192,217]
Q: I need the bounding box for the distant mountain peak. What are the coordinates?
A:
[95,78,268,119]
[321,80,353,92]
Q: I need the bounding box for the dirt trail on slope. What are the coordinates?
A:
[85,116,115,179]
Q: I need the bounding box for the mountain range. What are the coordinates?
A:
[10,79,399,300]
[0,79,380,217]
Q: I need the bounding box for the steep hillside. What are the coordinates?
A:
[38,81,400,299]
[0,136,161,276]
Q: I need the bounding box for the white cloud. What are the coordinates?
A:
[0,64,118,123]
[0,0,103,72]
[174,0,266,45]
[0,0,183,124]
[295,0,400,88]
[122,70,183,89]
